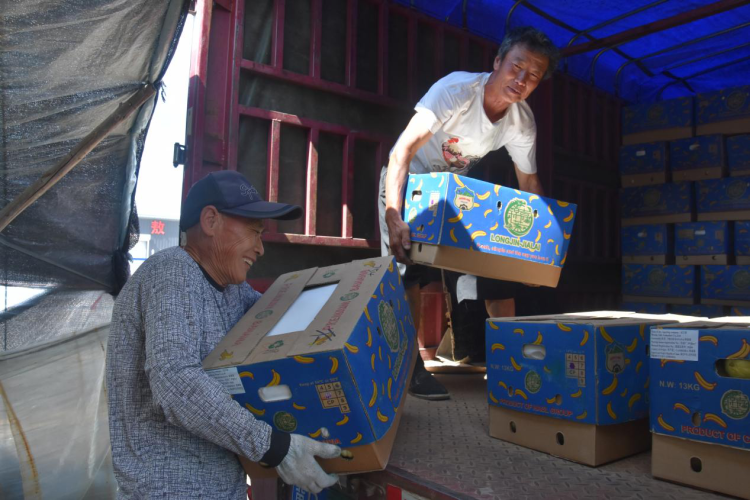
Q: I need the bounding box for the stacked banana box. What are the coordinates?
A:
[620,86,750,319]
[485,311,700,466]
[649,317,750,499]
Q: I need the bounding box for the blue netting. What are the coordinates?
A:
[393,0,750,103]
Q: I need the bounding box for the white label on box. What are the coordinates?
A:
[207,367,246,395]
[650,329,699,361]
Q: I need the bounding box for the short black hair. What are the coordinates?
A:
[497,27,559,80]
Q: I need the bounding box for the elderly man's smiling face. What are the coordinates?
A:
[209,214,265,285]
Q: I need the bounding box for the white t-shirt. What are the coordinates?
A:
[404,71,537,175]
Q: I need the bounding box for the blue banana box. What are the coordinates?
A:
[700,265,750,307]
[728,135,750,176]
[620,183,693,226]
[674,222,731,265]
[737,221,750,264]
[696,85,750,135]
[622,264,697,304]
[670,304,726,318]
[622,224,672,264]
[203,256,417,475]
[622,96,693,145]
[621,302,668,314]
[405,173,576,288]
[650,320,750,450]
[670,135,725,182]
[620,142,669,186]
[696,176,750,221]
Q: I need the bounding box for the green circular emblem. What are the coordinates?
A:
[643,188,662,208]
[726,90,747,112]
[323,271,336,278]
[255,310,273,320]
[273,411,298,432]
[503,198,534,237]
[727,179,748,200]
[648,268,667,287]
[525,370,542,394]
[721,390,750,420]
[378,300,400,352]
[340,292,359,301]
[732,270,750,290]
[267,340,284,350]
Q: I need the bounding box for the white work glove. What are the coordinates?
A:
[276,434,340,494]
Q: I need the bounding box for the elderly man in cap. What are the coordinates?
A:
[106,171,340,499]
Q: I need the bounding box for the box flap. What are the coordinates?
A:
[203,267,318,369]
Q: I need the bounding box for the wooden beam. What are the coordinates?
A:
[0,83,156,232]
[561,0,750,57]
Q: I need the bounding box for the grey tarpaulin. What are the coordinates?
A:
[0,0,188,293]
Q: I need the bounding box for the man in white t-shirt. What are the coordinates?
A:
[379,27,559,400]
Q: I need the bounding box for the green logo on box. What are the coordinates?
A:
[503,198,534,238]
[727,179,748,200]
[454,186,475,212]
[721,390,750,420]
[267,340,284,350]
[643,188,662,208]
[323,271,336,278]
[378,300,400,353]
[733,270,750,290]
[255,310,273,320]
[273,411,298,432]
[648,268,667,287]
[726,90,747,112]
[525,370,542,394]
[340,292,359,301]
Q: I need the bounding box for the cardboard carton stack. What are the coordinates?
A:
[620,88,750,318]
[649,318,750,499]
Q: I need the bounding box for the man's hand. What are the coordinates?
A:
[276,434,340,494]
[386,210,413,264]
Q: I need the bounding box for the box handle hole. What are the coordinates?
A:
[258,385,292,403]
[417,224,424,231]
[509,421,517,433]
[554,394,562,405]
[411,190,422,201]
[522,344,546,360]
[716,359,750,379]
[690,457,702,473]
[691,411,701,426]
[556,432,565,446]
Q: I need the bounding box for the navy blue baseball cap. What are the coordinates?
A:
[180,171,302,230]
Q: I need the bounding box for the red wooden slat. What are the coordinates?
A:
[342,135,355,238]
[272,0,285,68]
[266,119,281,234]
[306,128,319,236]
[228,0,243,170]
[310,0,322,79]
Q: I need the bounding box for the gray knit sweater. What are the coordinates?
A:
[106,247,269,499]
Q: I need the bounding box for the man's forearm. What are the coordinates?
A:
[384,152,411,222]
[519,172,544,197]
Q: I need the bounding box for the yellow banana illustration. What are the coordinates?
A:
[245,403,265,416]
[644,377,650,389]
[704,413,728,428]
[370,353,376,371]
[428,219,435,226]
[364,306,372,322]
[607,402,617,420]
[336,415,349,426]
[510,356,522,371]
[658,414,674,431]
[535,230,541,243]
[490,391,499,404]
[471,230,487,240]
[514,189,521,195]
[292,403,306,410]
[674,403,690,414]
[661,359,684,367]
[498,381,508,390]
[379,283,384,296]
[580,330,589,347]
[239,371,254,379]
[546,238,555,244]
[344,343,359,354]
[548,205,554,216]
[571,389,582,398]
[543,366,551,374]
[514,389,528,400]
[486,221,497,231]
[490,344,506,354]
[557,201,570,207]
[557,323,572,332]
[513,328,524,335]
[494,184,501,196]
[453,174,465,187]
[294,355,315,364]
[267,369,281,387]
[379,346,382,362]
[450,228,458,243]
[388,354,392,370]
[477,191,491,200]
[699,335,718,346]
[448,212,463,223]
[576,411,587,420]
[220,349,233,360]
[620,388,628,398]
[329,356,339,375]
[602,376,618,395]
[626,337,638,353]
[545,395,557,404]
[372,294,377,299]
[533,332,543,345]
[563,231,571,240]
[416,178,423,190]
[464,223,473,229]
[561,252,567,265]
[483,208,492,218]
[639,324,645,341]
[351,432,363,444]
[309,428,323,438]
[628,393,642,409]
[529,195,539,202]
[727,339,750,359]
[695,371,717,390]
[366,327,373,347]
[600,326,614,343]
[369,380,378,407]
[489,321,499,330]
[388,378,392,400]
[377,409,389,423]
[438,175,445,187]
[388,260,394,272]
[563,210,575,222]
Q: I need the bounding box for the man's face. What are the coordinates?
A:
[210,215,265,285]
[491,44,549,103]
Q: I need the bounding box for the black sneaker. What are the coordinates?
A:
[409,367,450,401]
